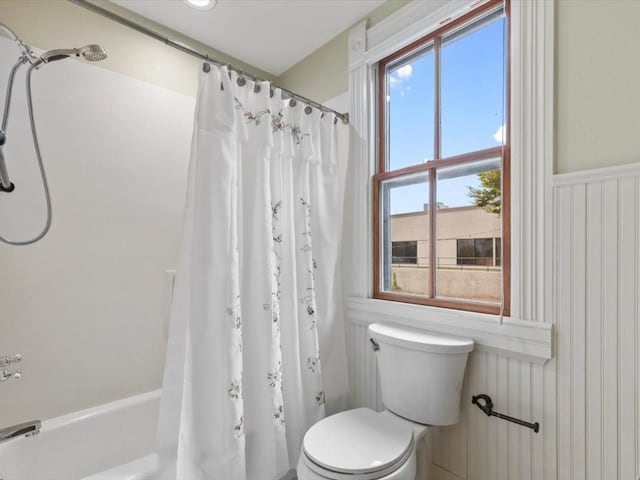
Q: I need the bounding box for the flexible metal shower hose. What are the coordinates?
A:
[0,60,53,246]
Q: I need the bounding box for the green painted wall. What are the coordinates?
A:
[555,0,640,173]
[277,0,409,103]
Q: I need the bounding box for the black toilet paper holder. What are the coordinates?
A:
[472,394,540,433]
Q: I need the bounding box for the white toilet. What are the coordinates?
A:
[297,322,474,480]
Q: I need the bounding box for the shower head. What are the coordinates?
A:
[34,45,107,67]
[79,44,107,62]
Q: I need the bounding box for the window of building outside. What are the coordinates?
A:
[392,241,418,264]
[373,0,510,315]
[456,238,501,266]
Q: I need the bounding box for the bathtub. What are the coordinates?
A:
[0,390,160,480]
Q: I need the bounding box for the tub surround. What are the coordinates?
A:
[0,37,194,425]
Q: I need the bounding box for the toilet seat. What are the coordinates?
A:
[301,408,415,480]
[301,446,414,480]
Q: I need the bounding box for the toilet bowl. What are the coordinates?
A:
[298,408,427,480]
[297,323,473,480]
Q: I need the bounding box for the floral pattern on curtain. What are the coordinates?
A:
[154,65,349,480]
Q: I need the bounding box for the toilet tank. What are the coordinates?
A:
[369,323,474,426]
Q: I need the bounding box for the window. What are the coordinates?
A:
[373,0,509,314]
[456,238,501,266]
[392,241,418,264]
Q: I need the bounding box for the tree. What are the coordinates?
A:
[468,170,501,215]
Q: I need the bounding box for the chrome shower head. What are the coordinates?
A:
[79,44,107,62]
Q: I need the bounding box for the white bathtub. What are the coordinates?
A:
[0,390,160,480]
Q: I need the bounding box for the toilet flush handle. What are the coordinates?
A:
[369,338,380,351]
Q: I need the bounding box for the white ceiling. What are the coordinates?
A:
[111,0,385,76]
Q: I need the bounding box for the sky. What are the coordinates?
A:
[386,13,506,215]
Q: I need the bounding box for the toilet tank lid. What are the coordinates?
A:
[369,323,474,354]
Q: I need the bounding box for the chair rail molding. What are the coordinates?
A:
[553,161,640,188]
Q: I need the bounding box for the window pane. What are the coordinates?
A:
[381,173,430,295]
[387,48,435,170]
[440,12,506,158]
[436,158,502,303]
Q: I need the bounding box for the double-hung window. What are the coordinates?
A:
[373,0,509,315]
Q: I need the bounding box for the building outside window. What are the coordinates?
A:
[374,0,509,314]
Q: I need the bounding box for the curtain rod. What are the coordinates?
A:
[67,0,349,124]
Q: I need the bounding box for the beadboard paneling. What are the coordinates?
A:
[554,167,640,480]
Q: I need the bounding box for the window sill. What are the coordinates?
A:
[345,296,553,364]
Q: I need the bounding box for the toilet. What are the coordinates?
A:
[297,323,474,480]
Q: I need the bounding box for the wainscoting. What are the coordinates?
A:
[345,163,640,479]
[554,164,640,480]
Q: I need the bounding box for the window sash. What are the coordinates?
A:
[374,150,508,313]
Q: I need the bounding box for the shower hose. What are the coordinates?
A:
[0,55,53,246]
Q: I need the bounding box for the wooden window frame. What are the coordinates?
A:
[373,0,510,316]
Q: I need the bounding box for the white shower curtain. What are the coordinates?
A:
[154,65,349,480]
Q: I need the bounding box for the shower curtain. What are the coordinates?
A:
[154,65,349,480]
